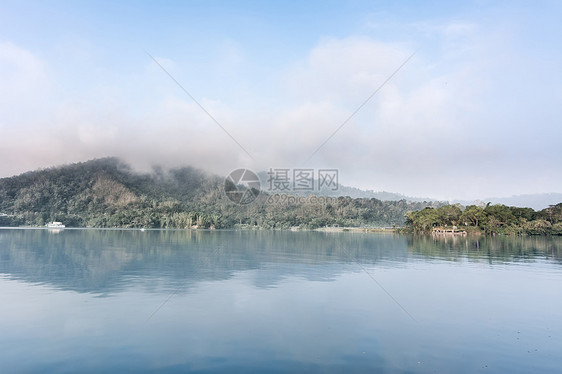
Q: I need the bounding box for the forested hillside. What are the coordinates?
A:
[0,158,440,229]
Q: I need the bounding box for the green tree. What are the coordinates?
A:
[437,204,462,226]
[460,205,486,227]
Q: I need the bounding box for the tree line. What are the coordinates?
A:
[403,203,562,235]
[4,158,559,234]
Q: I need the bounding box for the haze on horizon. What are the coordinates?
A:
[1,1,561,201]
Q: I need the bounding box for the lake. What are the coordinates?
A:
[1,229,561,373]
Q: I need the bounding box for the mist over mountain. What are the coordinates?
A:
[2,158,560,231]
[0,157,442,229]
[256,170,436,202]
[255,171,562,209]
[450,194,562,211]
[480,194,562,211]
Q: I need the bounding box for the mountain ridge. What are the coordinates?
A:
[3,157,561,209]
[0,157,442,228]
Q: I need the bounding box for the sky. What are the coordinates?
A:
[0,0,561,200]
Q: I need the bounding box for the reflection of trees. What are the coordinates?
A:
[405,234,562,264]
[2,230,561,295]
[0,230,410,294]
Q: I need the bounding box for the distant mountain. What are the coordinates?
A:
[324,189,562,209]
[256,171,436,202]
[450,193,562,211]
[0,157,440,228]
[335,187,436,202]
[3,158,556,229]
[481,193,562,211]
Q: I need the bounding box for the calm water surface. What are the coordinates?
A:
[1,229,561,373]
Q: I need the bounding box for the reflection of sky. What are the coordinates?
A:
[3,229,561,295]
[1,229,562,372]
[2,257,562,373]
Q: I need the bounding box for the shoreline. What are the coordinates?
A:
[0,225,398,233]
[313,227,397,233]
[0,226,556,236]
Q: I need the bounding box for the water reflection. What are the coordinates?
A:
[0,229,408,294]
[405,234,562,264]
[1,229,561,295]
[1,229,561,373]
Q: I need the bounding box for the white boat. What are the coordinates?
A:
[46,222,65,228]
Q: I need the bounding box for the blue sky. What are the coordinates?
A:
[1,0,561,200]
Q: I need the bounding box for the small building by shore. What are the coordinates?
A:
[432,226,467,235]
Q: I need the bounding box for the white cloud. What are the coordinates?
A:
[0,42,52,124]
[267,31,562,199]
[0,23,561,201]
